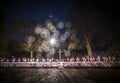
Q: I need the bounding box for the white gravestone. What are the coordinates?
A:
[58,49,62,61]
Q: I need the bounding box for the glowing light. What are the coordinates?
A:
[41,41,50,52]
[27,36,35,43]
[57,22,64,29]
[40,28,50,39]
[46,19,52,28]
[35,24,43,34]
[35,27,41,34]
[49,25,56,32]
[50,38,56,45]
[49,14,53,18]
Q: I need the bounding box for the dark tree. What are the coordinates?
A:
[69,0,114,56]
[0,11,8,57]
[9,18,41,58]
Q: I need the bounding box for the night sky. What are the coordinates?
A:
[1,0,74,21]
[0,0,120,24]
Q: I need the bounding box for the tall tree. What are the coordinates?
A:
[69,0,114,56]
[69,2,94,57]
[8,40,24,56]
[9,18,41,58]
[107,41,120,57]
[0,11,8,57]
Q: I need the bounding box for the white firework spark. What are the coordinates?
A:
[46,19,52,28]
[50,38,56,45]
[27,36,35,43]
[40,28,50,39]
[57,22,64,29]
[34,18,73,58]
[35,27,42,34]
[49,25,56,33]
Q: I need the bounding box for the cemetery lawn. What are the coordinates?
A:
[0,68,120,83]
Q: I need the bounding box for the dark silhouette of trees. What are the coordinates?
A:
[0,11,8,57]
[9,18,41,58]
[69,0,114,56]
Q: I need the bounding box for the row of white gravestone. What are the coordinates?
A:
[0,58,54,62]
[0,56,116,63]
[67,56,116,61]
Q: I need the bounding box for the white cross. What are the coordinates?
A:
[58,49,62,60]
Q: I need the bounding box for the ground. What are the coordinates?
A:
[0,68,120,83]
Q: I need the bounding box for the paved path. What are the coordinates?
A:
[0,68,120,83]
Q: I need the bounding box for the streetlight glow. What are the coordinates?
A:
[50,38,56,45]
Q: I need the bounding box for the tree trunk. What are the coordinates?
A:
[30,50,33,59]
[84,33,93,57]
[86,39,93,57]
